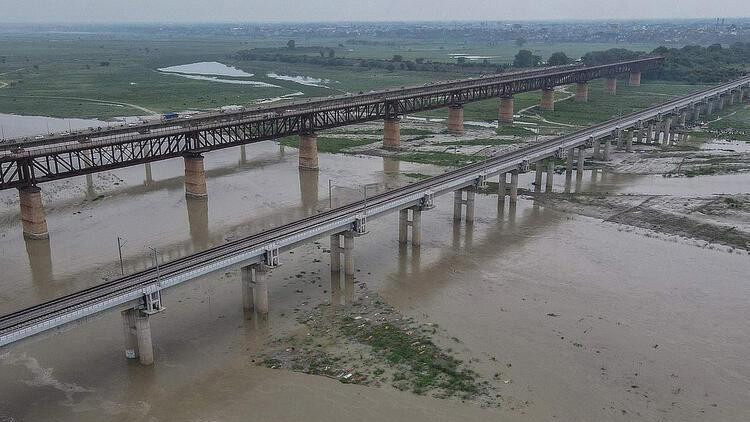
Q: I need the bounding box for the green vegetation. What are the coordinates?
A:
[340,128,434,136]
[280,136,377,153]
[398,152,485,167]
[441,138,518,146]
[584,44,750,83]
[496,125,535,136]
[340,317,479,397]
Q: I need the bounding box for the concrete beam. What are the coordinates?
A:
[18,186,49,240]
[383,118,401,149]
[299,132,319,170]
[184,153,207,198]
[447,105,465,134]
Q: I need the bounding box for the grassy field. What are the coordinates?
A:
[0,32,667,119]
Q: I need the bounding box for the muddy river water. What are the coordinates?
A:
[0,117,749,421]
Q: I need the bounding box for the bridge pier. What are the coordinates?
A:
[144,163,154,186]
[728,91,735,106]
[19,186,49,240]
[648,122,657,144]
[241,265,254,315]
[453,187,475,223]
[575,82,589,103]
[577,147,585,176]
[184,153,207,198]
[540,88,555,111]
[509,171,519,203]
[398,207,422,246]
[604,78,617,95]
[299,132,319,170]
[534,162,544,192]
[252,264,269,317]
[121,308,154,365]
[545,159,554,192]
[383,118,401,149]
[629,71,641,87]
[662,117,672,147]
[447,105,465,134]
[593,139,601,160]
[498,172,507,204]
[566,148,574,174]
[625,130,634,152]
[499,96,514,125]
[615,129,624,150]
[602,136,612,161]
[330,232,355,276]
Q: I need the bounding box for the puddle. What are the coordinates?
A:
[157,62,255,78]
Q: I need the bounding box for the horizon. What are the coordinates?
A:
[2,0,750,24]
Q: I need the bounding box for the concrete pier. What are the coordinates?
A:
[447,105,465,134]
[575,82,589,103]
[19,186,49,240]
[648,122,657,143]
[121,309,139,360]
[498,173,507,203]
[144,163,153,186]
[540,88,555,111]
[662,117,672,147]
[509,171,519,203]
[593,139,601,160]
[535,162,544,192]
[135,313,154,365]
[330,232,354,276]
[398,207,422,246]
[299,132,319,170]
[566,148,574,174]
[241,265,254,315]
[545,159,554,192]
[499,96,514,125]
[604,78,617,95]
[343,232,355,276]
[577,147,585,176]
[183,153,207,198]
[629,71,642,87]
[453,188,475,222]
[625,130,634,152]
[383,118,401,149]
[603,137,612,161]
[252,264,269,317]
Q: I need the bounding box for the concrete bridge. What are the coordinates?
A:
[1,58,665,239]
[1,76,748,364]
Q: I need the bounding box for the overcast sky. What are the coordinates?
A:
[1,0,748,23]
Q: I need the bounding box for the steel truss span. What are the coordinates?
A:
[1,74,748,348]
[0,58,661,190]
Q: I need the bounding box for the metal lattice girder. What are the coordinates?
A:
[0,58,667,190]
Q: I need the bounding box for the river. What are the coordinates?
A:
[0,115,748,421]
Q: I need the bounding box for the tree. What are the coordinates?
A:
[457,57,467,64]
[513,50,541,68]
[515,38,527,48]
[392,54,403,62]
[287,40,296,49]
[547,52,571,66]
[327,48,335,58]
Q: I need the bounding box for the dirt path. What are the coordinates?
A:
[518,85,582,128]
[0,94,158,115]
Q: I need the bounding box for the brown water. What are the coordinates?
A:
[1,142,749,422]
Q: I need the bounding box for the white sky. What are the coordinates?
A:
[0,0,748,23]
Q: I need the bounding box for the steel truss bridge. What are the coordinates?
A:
[0,57,662,191]
[2,75,748,348]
